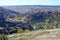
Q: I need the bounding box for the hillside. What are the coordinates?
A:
[8,29,60,40]
[0,5,60,34]
[3,5,60,29]
[0,7,34,34]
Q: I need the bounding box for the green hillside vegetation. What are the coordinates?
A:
[0,34,8,40]
[31,13,60,30]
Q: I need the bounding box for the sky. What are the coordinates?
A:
[0,0,60,6]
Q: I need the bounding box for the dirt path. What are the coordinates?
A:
[31,29,60,40]
[8,29,60,40]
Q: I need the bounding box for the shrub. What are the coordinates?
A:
[10,27,17,32]
[17,28,24,33]
[7,15,15,18]
[31,22,45,30]
[25,29,30,33]
[0,34,8,40]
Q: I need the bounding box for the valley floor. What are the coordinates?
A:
[8,29,60,40]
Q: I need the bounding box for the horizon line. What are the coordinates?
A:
[0,5,60,6]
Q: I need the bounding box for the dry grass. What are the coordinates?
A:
[32,31,60,40]
[8,29,60,40]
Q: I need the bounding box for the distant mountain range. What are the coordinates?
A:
[1,5,60,14]
[2,5,60,10]
[2,5,60,8]
[0,7,19,16]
